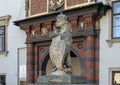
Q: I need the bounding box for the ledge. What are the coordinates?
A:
[0,51,9,56]
[106,38,120,47]
[26,29,100,45]
[28,83,96,85]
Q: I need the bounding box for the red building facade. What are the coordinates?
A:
[14,0,109,85]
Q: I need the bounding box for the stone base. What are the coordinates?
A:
[36,75,86,84]
[32,84,95,85]
[51,70,67,75]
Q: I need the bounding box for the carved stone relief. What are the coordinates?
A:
[95,20,100,29]
[25,0,29,17]
[48,0,65,12]
[79,21,85,29]
[41,27,48,36]
[31,30,36,36]
[0,15,11,26]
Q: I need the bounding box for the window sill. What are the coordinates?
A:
[0,51,9,56]
[106,38,120,47]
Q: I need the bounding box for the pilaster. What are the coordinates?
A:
[85,35,95,84]
[27,44,34,84]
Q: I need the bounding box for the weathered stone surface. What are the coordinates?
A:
[36,75,86,84]
[49,13,72,75]
[29,84,95,85]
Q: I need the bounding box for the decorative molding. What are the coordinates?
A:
[95,20,100,29]
[0,15,11,26]
[41,27,48,36]
[79,21,85,29]
[0,51,9,56]
[48,0,65,12]
[25,0,29,17]
[40,48,45,52]
[31,30,36,36]
[106,38,120,47]
[14,2,110,27]
[65,0,95,10]
[78,44,83,49]
[26,29,100,45]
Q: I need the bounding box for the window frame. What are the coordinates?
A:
[0,15,11,56]
[106,1,120,47]
[0,25,6,52]
[112,1,120,39]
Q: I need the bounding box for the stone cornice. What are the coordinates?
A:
[14,2,110,28]
[25,29,100,45]
[0,15,11,26]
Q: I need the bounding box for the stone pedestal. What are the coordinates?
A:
[29,84,95,85]
[28,75,96,85]
[37,75,86,84]
[33,75,88,85]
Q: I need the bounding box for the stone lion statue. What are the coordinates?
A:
[49,13,72,75]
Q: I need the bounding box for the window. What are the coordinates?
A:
[0,15,11,55]
[0,75,6,85]
[112,1,120,38]
[106,1,120,47]
[0,26,5,52]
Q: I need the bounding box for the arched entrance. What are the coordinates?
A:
[40,49,84,76]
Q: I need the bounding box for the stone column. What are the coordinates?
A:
[85,35,95,84]
[27,44,34,84]
[95,36,99,85]
[34,46,39,81]
[23,26,35,84]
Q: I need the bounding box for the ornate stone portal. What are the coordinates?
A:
[36,13,86,84]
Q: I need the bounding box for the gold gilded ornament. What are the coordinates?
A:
[31,30,36,36]
[41,27,48,36]
[49,0,64,11]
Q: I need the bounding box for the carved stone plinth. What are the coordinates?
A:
[29,84,96,85]
[36,75,86,84]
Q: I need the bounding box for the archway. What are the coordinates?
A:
[40,49,83,76]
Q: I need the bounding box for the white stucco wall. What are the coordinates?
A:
[0,0,26,85]
[97,0,109,4]
[100,9,120,85]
